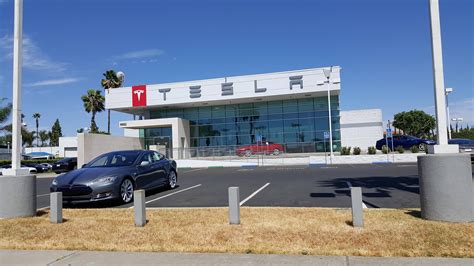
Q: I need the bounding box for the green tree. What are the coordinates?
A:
[32,113,41,146]
[452,127,474,140]
[0,98,12,131]
[2,124,35,147]
[50,119,63,146]
[22,130,35,147]
[101,70,123,134]
[38,130,50,146]
[81,89,105,133]
[392,110,436,138]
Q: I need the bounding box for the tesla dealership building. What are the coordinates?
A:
[105,67,383,158]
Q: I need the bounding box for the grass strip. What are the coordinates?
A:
[0,208,472,257]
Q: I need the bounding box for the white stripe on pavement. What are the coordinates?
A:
[180,169,203,173]
[240,183,270,206]
[37,193,50,197]
[129,184,202,208]
[345,181,368,209]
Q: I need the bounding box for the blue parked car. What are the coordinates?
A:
[448,138,474,153]
[375,135,436,152]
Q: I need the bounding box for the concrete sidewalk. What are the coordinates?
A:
[0,250,472,265]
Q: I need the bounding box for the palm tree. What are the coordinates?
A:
[0,98,12,131]
[81,89,105,133]
[38,130,49,146]
[101,70,123,134]
[32,113,41,146]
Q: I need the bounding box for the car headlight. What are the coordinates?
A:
[52,178,58,186]
[92,175,118,184]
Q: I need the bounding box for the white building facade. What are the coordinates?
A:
[105,67,382,158]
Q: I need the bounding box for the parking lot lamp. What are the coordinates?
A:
[451,117,463,133]
[445,87,453,139]
[323,67,334,161]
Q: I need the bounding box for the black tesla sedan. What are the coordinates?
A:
[50,150,177,204]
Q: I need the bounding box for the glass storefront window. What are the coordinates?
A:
[145,96,341,152]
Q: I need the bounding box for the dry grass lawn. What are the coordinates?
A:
[0,208,472,257]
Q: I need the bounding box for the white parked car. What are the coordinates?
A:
[0,165,37,175]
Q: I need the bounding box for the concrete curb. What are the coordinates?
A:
[0,250,472,266]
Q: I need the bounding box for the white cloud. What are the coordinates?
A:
[0,35,67,72]
[111,49,164,64]
[26,78,80,87]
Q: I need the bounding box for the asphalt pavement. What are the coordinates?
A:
[35,163,432,209]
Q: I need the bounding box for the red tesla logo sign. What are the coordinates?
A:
[132,85,147,107]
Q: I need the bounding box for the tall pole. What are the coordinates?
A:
[323,67,334,162]
[327,78,333,161]
[446,92,451,139]
[429,0,448,146]
[11,0,23,171]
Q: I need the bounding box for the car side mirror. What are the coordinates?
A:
[81,164,87,168]
[140,161,150,167]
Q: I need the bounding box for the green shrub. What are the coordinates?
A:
[396,146,405,153]
[353,147,361,155]
[340,146,351,155]
[381,145,388,154]
[410,145,419,153]
[368,146,376,155]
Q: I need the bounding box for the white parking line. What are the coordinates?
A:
[345,181,368,209]
[180,169,203,173]
[129,184,202,208]
[240,183,270,206]
[37,193,50,197]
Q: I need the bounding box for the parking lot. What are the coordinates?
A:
[34,163,432,210]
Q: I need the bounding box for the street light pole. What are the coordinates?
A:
[10,0,25,174]
[452,118,463,133]
[323,67,334,162]
[445,87,453,139]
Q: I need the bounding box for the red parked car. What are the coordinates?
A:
[236,142,284,157]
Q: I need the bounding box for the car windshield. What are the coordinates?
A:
[85,151,141,168]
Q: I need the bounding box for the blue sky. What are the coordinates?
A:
[0,0,472,137]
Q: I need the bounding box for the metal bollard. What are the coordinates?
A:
[350,187,364,227]
[50,192,63,224]
[228,187,240,225]
[134,190,146,227]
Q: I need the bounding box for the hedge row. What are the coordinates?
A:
[0,159,61,166]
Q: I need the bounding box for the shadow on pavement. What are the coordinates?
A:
[317,175,420,196]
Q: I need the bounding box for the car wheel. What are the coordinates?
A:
[419,143,426,152]
[273,149,280,156]
[168,171,177,189]
[245,150,252,157]
[120,178,134,204]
